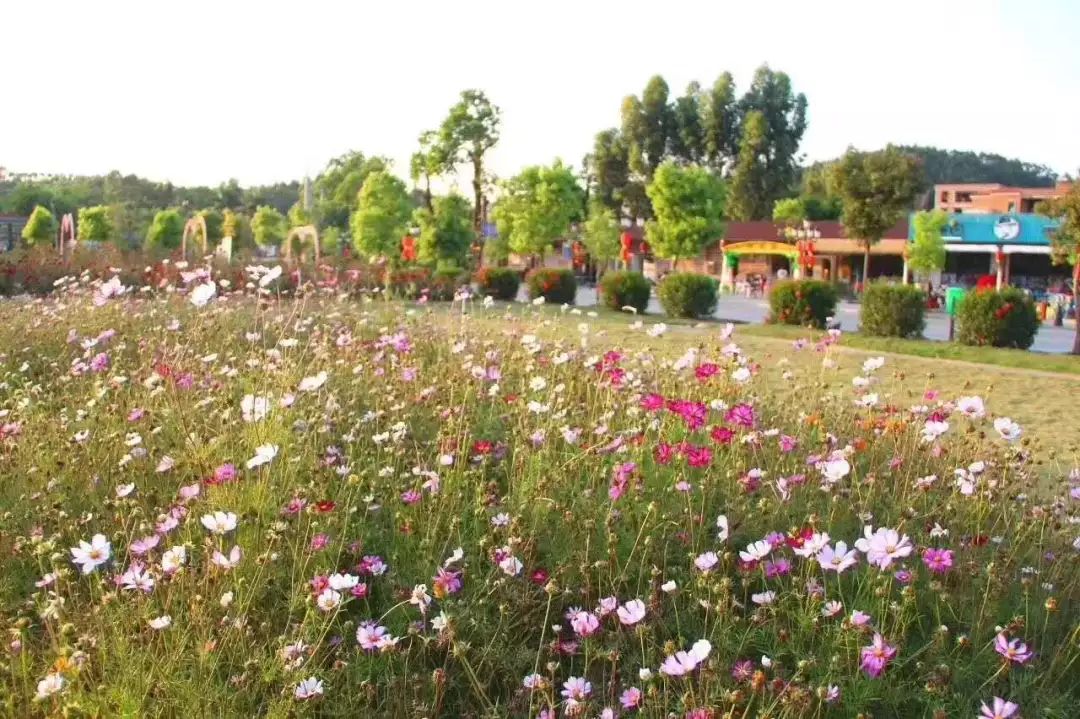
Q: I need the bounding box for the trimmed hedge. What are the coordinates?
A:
[474,267,521,301]
[768,279,838,329]
[425,269,469,302]
[955,286,1039,349]
[657,273,717,319]
[525,268,577,304]
[860,283,926,338]
[599,270,651,313]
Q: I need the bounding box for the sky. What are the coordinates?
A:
[4,0,1080,189]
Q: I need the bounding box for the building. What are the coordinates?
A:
[713,220,909,289]
[913,212,1067,295]
[0,215,28,251]
[934,181,1072,214]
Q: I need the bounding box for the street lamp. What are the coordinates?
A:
[784,220,820,278]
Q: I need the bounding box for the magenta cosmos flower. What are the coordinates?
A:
[994,632,1033,664]
[859,633,897,677]
[921,547,953,574]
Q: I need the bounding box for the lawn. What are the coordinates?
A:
[0,278,1077,718]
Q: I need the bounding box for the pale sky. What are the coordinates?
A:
[4,0,1079,189]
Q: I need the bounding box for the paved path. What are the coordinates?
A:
[572,287,1077,354]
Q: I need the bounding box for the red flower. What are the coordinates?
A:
[314,500,336,513]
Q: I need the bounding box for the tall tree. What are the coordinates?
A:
[737,66,808,210]
[645,161,725,269]
[727,111,770,220]
[437,90,501,234]
[413,193,475,268]
[251,205,287,249]
[145,209,184,250]
[21,205,57,246]
[621,76,672,180]
[829,146,923,288]
[772,197,806,226]
[582,202,621,276]
[221,209,252,249]
[701,72,739,171]
[670,82,705,164]
[197,208,224,246]
[491,160,584,259]
[349,170,413,260]
[1038,181,1080,354]
[907,209,948,279]
[410,131,448,213]
[314,151,389,231]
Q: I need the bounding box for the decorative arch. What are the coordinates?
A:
[284,225,320,264]
[181,216,208,259]
[58,213,76,259]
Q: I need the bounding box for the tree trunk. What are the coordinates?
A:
[423,176,433,213]
[472,156,484,233]
[1073,266,1080,355]
[861,247,871,293]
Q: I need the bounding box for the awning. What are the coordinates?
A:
[724,240,797,256]
[944,243,1051,255]
[1003,245,1050,255]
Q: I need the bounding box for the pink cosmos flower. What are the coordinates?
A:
[660,639,712,676]
[560,676,591,701]
[356,623,398,652]
[724,403,755,428]
[818,541,858,573]
[619,686,642,709]
[616,599,646,626]
[596,596,618,616]
[979,697,1020,719]
[569,609,600,637]
[129,535,160,556]
[921,548,953,574]
[211,463,237,484]
[694,551,719,573]
[855,526,913,569]
[994,632,1033,664]
[859,633,897,677]
[640,393,665,411]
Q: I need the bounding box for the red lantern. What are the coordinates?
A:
[620,232,634,264]
[995,249,1006,266]
[401,235,417,262]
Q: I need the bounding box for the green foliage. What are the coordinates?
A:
[492,161,583,258]
[908,210,948,274]
[645,162,725,264]
[772,197,806,226]
[621,75,672,180]
[287,202,313,228]
[701,71,739,169]
[860,283,926,338]
[145,209,184,250]
[77,206,113,242]
[474,267,521,301]
[320,227,342,256]
[414,193,474,267]
[525,267,576,304]
[955,287,1039,349]
[599,270,651,313]
[768,279,838,328]
[657,272,717,318]
[424,268,469,301]
[581,203,621,266]
[313,151,390,230]
[21,205,57,246]
[198,208,224,247]
[349,171,413,260]
[586,129,634,216]
[899,145,1056,187]
[1037,182,1080,353]
[727,111,770,220]
[669,81,705,164]
[251,206,287,248]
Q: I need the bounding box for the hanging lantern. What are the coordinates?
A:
[620,231,634,264]
[401,234,417,262]
[995,248,1006,267]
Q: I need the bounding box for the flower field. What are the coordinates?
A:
[0,268,1078,718]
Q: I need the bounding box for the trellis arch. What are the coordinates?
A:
[181,216,208,259]
[284,225,320,264]
[58,213,76,259]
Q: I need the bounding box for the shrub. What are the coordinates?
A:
[657,272,717,318]
[474,267,521,301]
[525,267,576,304]
[599,270,651,313]
[956,286,1039,349]
[768,279,838,328]
[860,282,926,338]
[425,268,468,302]
[386,267,434,299]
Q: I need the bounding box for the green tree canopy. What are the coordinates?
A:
[621,75,672,181]
[197,208,223,247]
[77,206,113,242]
[727,111,770,220]
[645,162,725,267]
[413,193,475,268]
[251,205,287,249]
[491,161,584,258]
[907,209,948,274]
[701,72,739,170]
[221,209,252,249]
[145,209,184,250]
[313,151,389,230]
[830,146,923,286]
[772,197,806,226]
[21,205,57,246]
[349,170,413,260]
[582,202,621,269]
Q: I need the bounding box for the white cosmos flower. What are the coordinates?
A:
[716,514,729,542]
[200,511,238,534]
[739,540,772,563]
[821,457,851,483]
[161,546,186,574]
[70,533,111,574]
[240,394,272,422]
[259,265,283,287]
[189,281,217,307]
[149,615,172,630]
[298,371,328,392]
[328,573,359,591]
[956,395,986,419]
[246,443,279,469]
[647,323,668,338]
[921,420,949,443]
[115,483,136,498]
[731,367,751,383]
[35,673,65,700]
[316,589,342,612]
[993,417,1022,441]
[212,545,242,570]
[862,356,885,374]
[294,677,324,700]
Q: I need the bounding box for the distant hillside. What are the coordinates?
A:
[896,146,1057,187]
